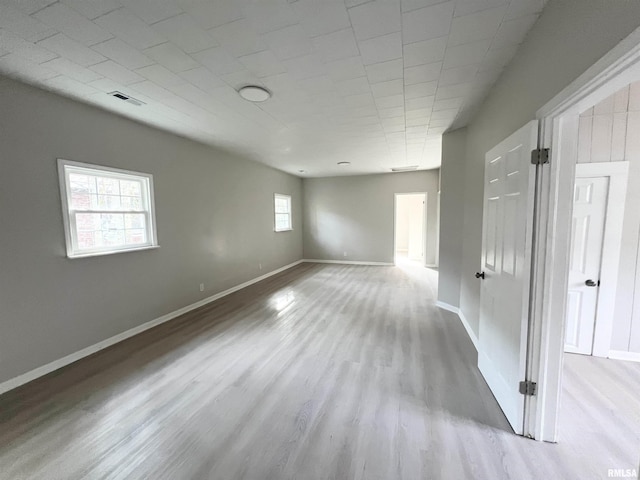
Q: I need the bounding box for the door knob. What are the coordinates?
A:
[585,279,598,287]
[475,272,485,279]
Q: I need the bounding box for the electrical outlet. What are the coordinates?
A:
[343,251,347,257]
[259,262,262,270]
[199,283,205,292]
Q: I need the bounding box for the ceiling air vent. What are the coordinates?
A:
[108,91,145,106]
[391,166,418,172]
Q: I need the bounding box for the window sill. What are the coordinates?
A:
[275,228,293,232]
[67,245,160,259]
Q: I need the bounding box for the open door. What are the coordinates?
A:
[477,120,538,434]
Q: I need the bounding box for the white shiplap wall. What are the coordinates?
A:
[578,81,640,353]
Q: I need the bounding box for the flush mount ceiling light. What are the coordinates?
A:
[391,165,419,172]
[337,161,351,166]
[238,85,271,102]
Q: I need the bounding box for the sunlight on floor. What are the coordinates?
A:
[394,251,424,268]
[394,251,437,292]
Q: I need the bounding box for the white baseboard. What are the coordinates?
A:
[608,350,640,363]
[0,259,304,396]
[435,301,459,314]
[303,259,394,266]
[435,301,479,351]
[457,310,479,351]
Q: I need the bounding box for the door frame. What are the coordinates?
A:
[393,192,427,266]
[479,121,538,435]
[572,162,629,356]
[526,26,640,442]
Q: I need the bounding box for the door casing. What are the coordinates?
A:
[478,121,538,435]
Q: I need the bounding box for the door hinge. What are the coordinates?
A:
[519,380,537,396]
[531,148,549,165]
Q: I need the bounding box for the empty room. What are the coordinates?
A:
[1,1,640,479]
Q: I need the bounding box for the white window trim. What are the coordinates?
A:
[57,159,159,258]
[274,193,292,232]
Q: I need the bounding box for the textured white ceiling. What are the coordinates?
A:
[0,0,546,177]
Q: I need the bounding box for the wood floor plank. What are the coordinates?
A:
[0,262,639,479]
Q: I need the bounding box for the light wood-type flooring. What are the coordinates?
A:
[0,262,639,479]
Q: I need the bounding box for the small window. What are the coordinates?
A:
[58,159,158,258]
[274,193,292,232]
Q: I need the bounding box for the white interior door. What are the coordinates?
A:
[478,121,538,435]
[564,176,609,355]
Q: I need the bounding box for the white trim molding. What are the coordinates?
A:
[435,301,459,314]
[608,350,640,363]
[57,158,159,258]
[435,301,479,350]
[0,260,304,396]
[303,259,394,266]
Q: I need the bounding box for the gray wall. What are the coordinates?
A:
[440,0,640,338]
[438,128,467,308]
[302,171,440,264]
[0,75,303,385]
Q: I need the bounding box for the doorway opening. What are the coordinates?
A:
[528,32,640,460]
[554,86,640,463]
[394,193,426,267]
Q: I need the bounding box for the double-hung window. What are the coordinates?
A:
[58,159,158,258]
[274,193,292,232]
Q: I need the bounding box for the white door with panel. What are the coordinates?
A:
[564,176,608,355]
[478,121,537,435]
